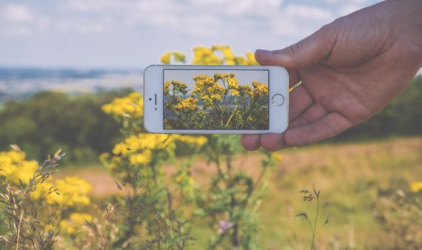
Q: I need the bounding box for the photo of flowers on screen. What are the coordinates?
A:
[164,70,269,130]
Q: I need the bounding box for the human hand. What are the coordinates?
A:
[242,0,422,151]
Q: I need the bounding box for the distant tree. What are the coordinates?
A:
[0,90,130,163]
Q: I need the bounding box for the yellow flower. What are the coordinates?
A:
[161,52,186,64]
[271,153,283,163]
[169,80,188,95]
[173,135,208,146]
[99,152,110,162]
[112,142,131,156]
[110,134,176,166]
[246,51,258,65]
[409,181,422,193]
[161,52,171,64]
[239,85,253,98]
[192,46,223,65]
[164,81,170,95]
[173,97,198,111]
[227,77,238,89]
[192,73,226,105]
[0,149,38,183]
[234,56,247,65]
[173,51,186,63]
[212,45,235,65]
[102,92,143,118]
[252,80,269,98]
[60,213,92,235]
[44,176,92,207]
[130,150,152,165]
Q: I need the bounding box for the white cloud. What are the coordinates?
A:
[65,0,113,13]
[0,4,49,37]
[3,26,32,37]
[2,4,33,22]
[57,19,109,34]
[57,0,334,44]
[186,0,283,17]
[323,0,370,3]
[0,0,382,67]
[181,14,224,38]
[284,4,332,20]
[271,4,333,37]
[338,3,363,16]
[119,0,284,39]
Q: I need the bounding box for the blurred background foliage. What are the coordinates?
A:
[0,90,131,163]
[0,76,421,164]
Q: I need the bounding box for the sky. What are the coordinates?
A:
[0,0,381,69]
[164,69,269,92]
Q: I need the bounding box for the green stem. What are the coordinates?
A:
[225,105,238,127]
[311,198,320,250]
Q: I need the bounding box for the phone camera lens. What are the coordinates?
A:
[149,98,152,101]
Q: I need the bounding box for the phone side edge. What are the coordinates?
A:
[270,66,289,133]
[143,65,164,133]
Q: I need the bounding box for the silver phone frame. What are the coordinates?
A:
[143,65,289,134]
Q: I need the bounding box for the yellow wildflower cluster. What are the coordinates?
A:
[161,52,171,64]
[245,51,258,65]
[252,80,269,98]
[172,135,208,146]
[0,149,38,183]
[238,85,254,98]
[192,46,223,65]
[409,181,422,193]
[50,177,91,206]
[192,45,258,66]
[59,212,93,235]
[107,133,208,167]
[102,92,143,118]
[111,133,175,166]
[161,51,186,64]
[113,133,174,155]
[31,176,92,207]
[162,45,257,66]
[173,97,199,111]
[215,72,240,96]
[167,80,189,95]
[232,52,258,66]
[0,148,92,209]
[212,45,236,65]
[192,74,225,106]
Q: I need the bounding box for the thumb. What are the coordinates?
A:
[255,26,335,69]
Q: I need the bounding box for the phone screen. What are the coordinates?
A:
[163,69,269,130]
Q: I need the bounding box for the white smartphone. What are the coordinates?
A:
[143,65,289,134]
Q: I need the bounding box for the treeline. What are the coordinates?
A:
[0,90,131,163]
[0,76,421,164]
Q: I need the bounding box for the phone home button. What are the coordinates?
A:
[272,93,285,106]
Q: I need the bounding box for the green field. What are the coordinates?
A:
[57,136,422,249]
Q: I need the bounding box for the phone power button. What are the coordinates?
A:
[272,94,285,106]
